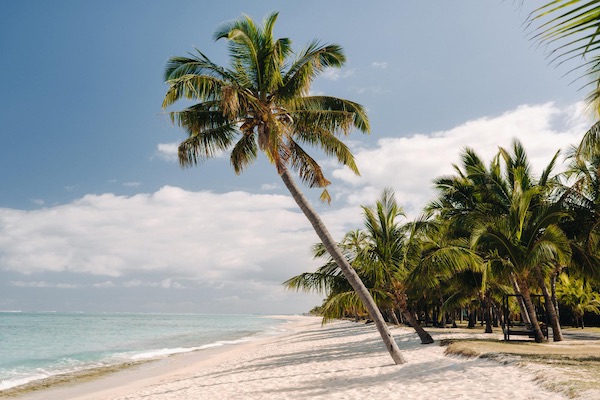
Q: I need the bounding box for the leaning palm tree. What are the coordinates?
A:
[162,12,405,364]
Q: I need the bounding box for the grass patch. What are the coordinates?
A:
[443,338,600,398]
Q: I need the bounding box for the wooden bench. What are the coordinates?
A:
[503,323,548,341]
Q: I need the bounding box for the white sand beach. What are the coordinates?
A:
[15,316,597,400]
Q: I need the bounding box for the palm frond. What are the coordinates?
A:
[177,125,238,167]
[164,52,235,82]
[292,127,360,175]
[287,139,331,188]
[230,133,258,174]
[163,75,224,108]
[289,96,370,134]
[283,272,344,294]
[279,40,346,98]
[528,1,600,111]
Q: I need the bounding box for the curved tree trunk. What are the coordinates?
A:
[510,273,531,324]
[491,301,502,327]
[483,294,493,334]
[437,293,446,328]
[533,264,563,341]
[518,277,546,343]
[279,166,406,364]
[397,293,434,344]
[468,308,476,328]
[551,264,562,323]
[388,308,400,325]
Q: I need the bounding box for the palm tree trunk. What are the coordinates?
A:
[551,264,562,322]
[533,264,563,341]
[491,302,502,327]
[388,308,400,325]
[518,277,546,343]
[468,308,476,328]
[397,293,434,344]
[483,294,493,333]
[510,273,531,324]
[279,166,406,364]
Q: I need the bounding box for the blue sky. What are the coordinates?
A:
[0,1,592,313]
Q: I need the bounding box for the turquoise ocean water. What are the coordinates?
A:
[0,312,287,391]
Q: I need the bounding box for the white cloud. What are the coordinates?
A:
[321,68,355,81]
[331,102,592,216]
[261,183,278,190]
[372,61,388,69]
[0,187,331,284]
[156,142,179,162]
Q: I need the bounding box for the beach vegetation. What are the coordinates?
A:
[431,140,571,342]
[286,189,483,344]
[289,132,600,335]
[556,272,600,328]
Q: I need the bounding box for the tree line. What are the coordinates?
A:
[285,137,600,343]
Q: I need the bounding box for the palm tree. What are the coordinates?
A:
[361,189,434,344]
[403,216,483,333]
[429,146,527,323]
[162,12,405,364]
[470,142,571,342]
[431,140,569,342]
[286,189,435,344]
[556,272,600,328]
[562,145,600,280]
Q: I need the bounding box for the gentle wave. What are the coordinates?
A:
[127,337,253,360]
[0,313,289,392]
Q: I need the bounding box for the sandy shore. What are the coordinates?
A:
[11,316,597,400]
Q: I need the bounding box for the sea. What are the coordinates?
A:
[0,312,288,391]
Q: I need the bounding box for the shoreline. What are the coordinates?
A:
[6,316,599,399]
[3,315,310,400]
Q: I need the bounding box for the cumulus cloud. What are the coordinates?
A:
[331,102,591,216]
[156,143,179,162]
[0,187,333,283]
